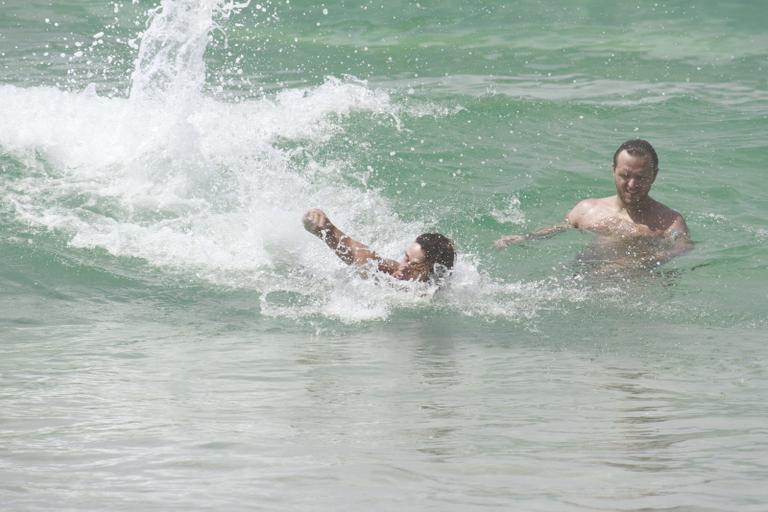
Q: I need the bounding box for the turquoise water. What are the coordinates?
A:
[1,1,767,510]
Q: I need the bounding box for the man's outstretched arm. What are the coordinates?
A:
[493,199,591,248]
[494,223,572,248]
[303,208,398,269]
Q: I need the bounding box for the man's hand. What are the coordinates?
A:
[302,207,378,267]
[303,208,333,237]
[494,234,526,248]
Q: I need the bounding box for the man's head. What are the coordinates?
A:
[395,233,456,282]
[417,233,456,274]
[613,139,658,172]
[612,139,658,207]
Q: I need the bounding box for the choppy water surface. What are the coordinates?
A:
[1,1,766,510]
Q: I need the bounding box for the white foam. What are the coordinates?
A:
[0,0,593,323]
[0,78,403,272]
[0,82,593,322]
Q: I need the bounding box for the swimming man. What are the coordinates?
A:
[303,208,456,282]
[495,139,692,269]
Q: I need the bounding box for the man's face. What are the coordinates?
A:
[613,150,656,206]
[393,242,429,281]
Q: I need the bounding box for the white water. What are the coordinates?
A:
[0,0,596,322]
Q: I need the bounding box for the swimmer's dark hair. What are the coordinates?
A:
[416,233,456,275]
[613,139,659,172]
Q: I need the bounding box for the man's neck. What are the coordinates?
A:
[616,195,654,219]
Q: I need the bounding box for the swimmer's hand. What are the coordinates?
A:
[494,234,526,248]
[303,208,379,268]
[303,208,334,237]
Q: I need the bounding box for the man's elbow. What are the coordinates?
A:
[350,248,377,266]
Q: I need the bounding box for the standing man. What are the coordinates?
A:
[495,139,692,268]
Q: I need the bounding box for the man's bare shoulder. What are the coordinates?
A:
[567,196,617,227]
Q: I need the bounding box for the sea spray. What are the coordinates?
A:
[0,0,596,323]
[130,0,251,103]
[0,0,415,319]
[125,0,254,196]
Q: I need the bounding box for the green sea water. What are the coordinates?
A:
[1,1,767,510]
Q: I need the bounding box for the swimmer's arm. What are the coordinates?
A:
[303,208,382,266]
[494,202,584,248]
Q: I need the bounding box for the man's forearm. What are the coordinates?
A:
[525,223,571,240]
[496,223,571,247]
[318,225,377,266]
[304,209,381,267]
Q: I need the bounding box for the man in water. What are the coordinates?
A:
[303,208,456,282]
[494,139,692,269]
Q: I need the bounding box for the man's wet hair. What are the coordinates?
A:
[613,139,659,172]
[416,233,456,275]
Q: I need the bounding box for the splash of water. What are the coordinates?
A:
[0,0,595,323]
[130,0,249,103]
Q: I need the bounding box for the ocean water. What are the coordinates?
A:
[1,1,767,510]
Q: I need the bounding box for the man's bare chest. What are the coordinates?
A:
[581,214,664,238]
